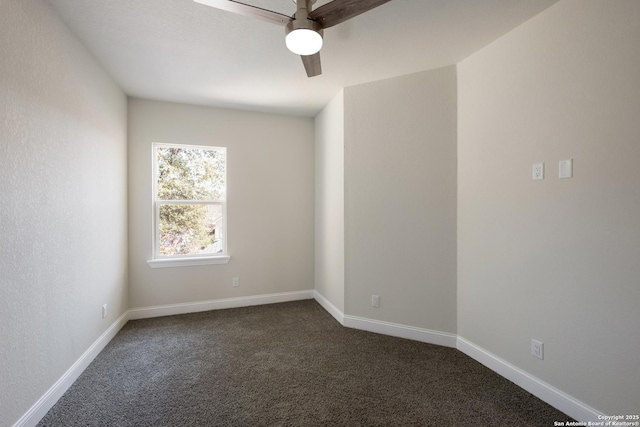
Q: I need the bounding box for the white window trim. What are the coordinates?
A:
[147,142,230,268]
[146,255,230,268]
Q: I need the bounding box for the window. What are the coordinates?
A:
[147,143,229,268]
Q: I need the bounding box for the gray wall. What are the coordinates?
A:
[0,1,128,424]
[457,0,640,414]
[344,67,458,332]
[314,91,345,312]
[128,99,315,308]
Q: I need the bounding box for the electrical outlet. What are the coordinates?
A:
[531,339,544,360]
[532,163,544,180]
[102,304,107,319]
[232,277,239,287]
[371,295,380,307]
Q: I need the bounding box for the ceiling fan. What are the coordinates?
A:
[194,0,393,77]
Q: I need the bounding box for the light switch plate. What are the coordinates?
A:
[559,159,573,178]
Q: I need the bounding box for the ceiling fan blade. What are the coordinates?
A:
[301,53,322,78]
[194,0,292,26]
[309,0,392,29]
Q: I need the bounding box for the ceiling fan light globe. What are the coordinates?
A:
[286,28,323,56]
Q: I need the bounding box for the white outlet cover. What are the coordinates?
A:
[532,163,544,180]
[531,339,544,360]
[371,295,380,307]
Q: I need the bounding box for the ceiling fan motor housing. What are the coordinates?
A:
[289,0,322,35]
[285,18,323,39]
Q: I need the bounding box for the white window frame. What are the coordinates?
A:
[147,142,230,268]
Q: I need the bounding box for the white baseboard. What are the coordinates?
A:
[312,293,457,349]
[13,311,130,427]
[343,314,458,348]
[456,337,603,422]
[313,291,344,325]
[129,289,315,320]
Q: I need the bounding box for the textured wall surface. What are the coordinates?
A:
[128,99,314,308]
[0,0,128,425]
[344,67,458,332]
[315,91,345,312]
[458,0,640,414]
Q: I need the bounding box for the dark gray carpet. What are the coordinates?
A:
[38,300,569,426]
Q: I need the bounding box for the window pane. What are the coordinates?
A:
[157,147,225,201]
[158,204,224,256]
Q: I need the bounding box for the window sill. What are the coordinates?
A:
[146,255,230,268]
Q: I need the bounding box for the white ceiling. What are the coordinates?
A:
[47,0,559,117]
